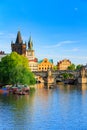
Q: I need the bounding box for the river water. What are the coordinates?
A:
[0,83,87,130]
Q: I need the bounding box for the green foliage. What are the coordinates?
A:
[69,73,74,78]
[53,65,58,71]
[62,73,69,79]
[62,73,74,79]
[68,64,82,71]
[76,64,83,70]
[0,52,36,86]
[68,64,76,70]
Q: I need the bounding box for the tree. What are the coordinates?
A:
[0,52,36,86]
[76,64,83,70]
[62,73,74,80]
[62,73,69,79]
[68,64,76,70]
[68,73,74,79]
[53,65,58,71]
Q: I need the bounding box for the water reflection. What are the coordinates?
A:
[57,83,87,94]
[36,83,44,88]
[0,83,87,129]
[79,84,87,94]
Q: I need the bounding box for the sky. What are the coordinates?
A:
[0,0,87,65]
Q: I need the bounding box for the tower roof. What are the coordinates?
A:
[15,31,23,44]
[28,36,33,50]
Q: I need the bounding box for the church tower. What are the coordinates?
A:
[26,36,38,71]
[26,36,35,60]
[11,31,26,55]
[28,36,33,50]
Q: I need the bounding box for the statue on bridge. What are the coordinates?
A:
[47,69,52,77]
[46,69,55,85]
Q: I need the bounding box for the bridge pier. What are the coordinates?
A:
[78,67,87,84]
[44,69,55,89]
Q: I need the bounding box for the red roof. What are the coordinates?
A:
[29,58,38,62]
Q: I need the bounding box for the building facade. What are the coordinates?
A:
[57,59,71,70]
[11,31,26,55]
[38,58,54,71]
[26,36,38,71]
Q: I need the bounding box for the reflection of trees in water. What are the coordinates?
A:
[0,92,36,128]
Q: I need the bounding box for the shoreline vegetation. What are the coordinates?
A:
[0,52,36,95]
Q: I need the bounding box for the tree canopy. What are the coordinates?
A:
[68,64,76,70]
[53,65,58,71]
[76,64,83,70]
[62,73,74,79]
[0,52,36,86]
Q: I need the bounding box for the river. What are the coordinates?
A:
[0,83,87,129]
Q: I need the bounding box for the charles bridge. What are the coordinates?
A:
[33,70,80,84]
[33,67,87,85]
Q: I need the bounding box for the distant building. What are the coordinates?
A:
[26,36,38,71]
[38,58,54,71]
[0,51,7,61]
[11,31,26,56]
[57,59,71,70]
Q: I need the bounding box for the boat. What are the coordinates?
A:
[0,88,9,94]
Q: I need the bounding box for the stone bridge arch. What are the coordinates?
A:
[34,70,79,84]
[54,75,63,83]
[35,75,44,83]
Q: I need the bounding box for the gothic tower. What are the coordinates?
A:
[26,36,35,60]
[28,36,33,50]
[11,31,26,55]
[26,36,38,71]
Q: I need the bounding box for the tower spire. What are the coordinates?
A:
[15,31,23,44]
[28,36,33,50]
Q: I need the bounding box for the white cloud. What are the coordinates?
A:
[64,48,79,52]
[44,40,79,48]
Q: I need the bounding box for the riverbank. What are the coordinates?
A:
[0,85,32,95]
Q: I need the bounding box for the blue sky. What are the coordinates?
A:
[0,0,87,65]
